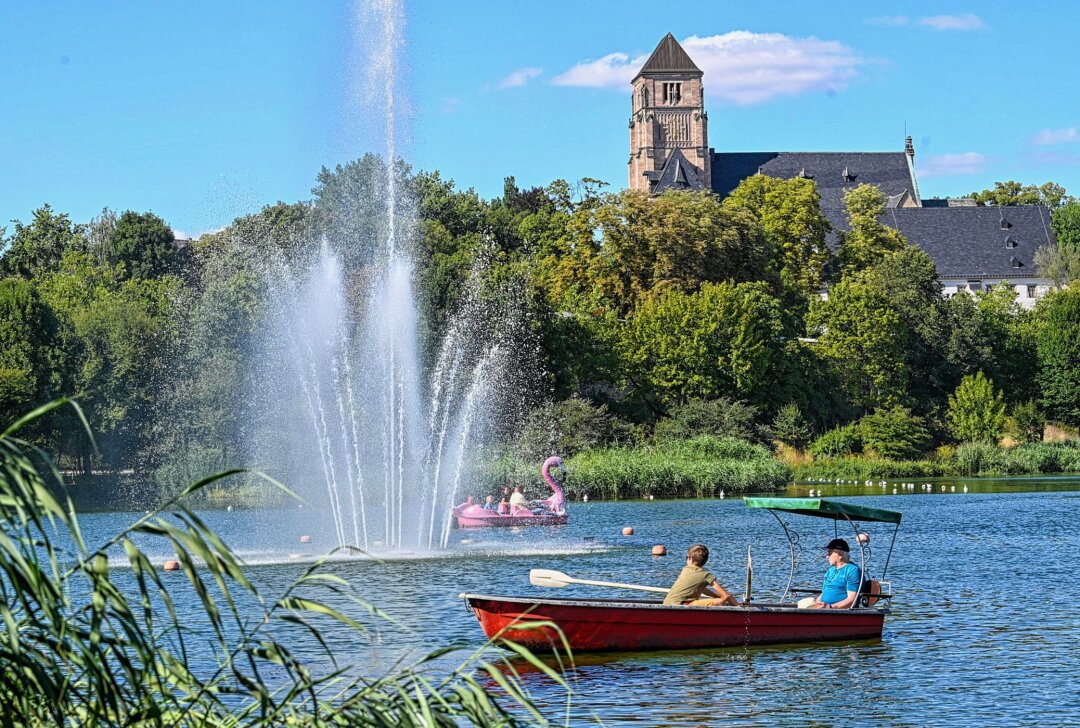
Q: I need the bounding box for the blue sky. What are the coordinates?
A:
[2,1,1079,236]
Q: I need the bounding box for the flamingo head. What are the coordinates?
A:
[543,455,566,479]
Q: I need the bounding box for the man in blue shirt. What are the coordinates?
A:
[812,538,862,609]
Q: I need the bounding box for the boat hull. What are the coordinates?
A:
[453,505,567,528]
[462,594,885,652]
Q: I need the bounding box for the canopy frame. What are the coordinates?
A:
[744,497,901,606]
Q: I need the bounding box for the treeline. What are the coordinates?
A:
[2,158,1080,494]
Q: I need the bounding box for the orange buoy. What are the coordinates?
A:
[163,560,180,571]
[299,535,312,544]
[622,526,634,536]
[651,544,667,556]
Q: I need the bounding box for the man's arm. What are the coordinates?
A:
[708,580,740,606]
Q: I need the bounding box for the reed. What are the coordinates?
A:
[563,436,789,499]
[0,400,566,726]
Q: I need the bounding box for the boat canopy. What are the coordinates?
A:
[743,497,902,524]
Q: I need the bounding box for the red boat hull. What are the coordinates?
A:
[462,594,885,652]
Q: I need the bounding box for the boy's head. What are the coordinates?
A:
[687,544,709,567]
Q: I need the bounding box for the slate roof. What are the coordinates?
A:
[648,148,703,192]
[636,33,702,76]
[824,205,1055,279]
[711,151,917,211]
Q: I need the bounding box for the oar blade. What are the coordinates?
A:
[529,568,571,588]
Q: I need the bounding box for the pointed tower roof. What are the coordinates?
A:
[636,33,701,77]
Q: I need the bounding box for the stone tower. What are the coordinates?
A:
[628,33,710,193]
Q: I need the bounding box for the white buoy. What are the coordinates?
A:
[583,494,589,502]
[963,485,968,493]
[719,490,725,499]
[950,486,955,492]
[892,488,897,494]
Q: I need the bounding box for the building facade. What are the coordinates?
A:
[629,34,1056,307]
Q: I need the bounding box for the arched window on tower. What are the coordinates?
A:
[641,87,649,109]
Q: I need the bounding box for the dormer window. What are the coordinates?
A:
[797,167,813,179]
[1010,256,1023,269]
[1005,236,1018,249]
[842,166,855,182]
[1000,218,1011,230]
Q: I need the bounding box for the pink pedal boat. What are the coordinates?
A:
[452,456,569,528]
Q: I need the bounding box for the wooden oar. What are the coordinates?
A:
[529,568,668,594]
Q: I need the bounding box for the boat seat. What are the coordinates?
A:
[856,578,881,607]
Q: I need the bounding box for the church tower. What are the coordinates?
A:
[628,33,710,193]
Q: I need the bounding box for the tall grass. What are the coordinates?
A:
[477,436,789,500]
[0,400,567,726]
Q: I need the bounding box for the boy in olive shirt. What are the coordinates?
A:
[663,544,740,606]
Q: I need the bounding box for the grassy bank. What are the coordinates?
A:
[481,436,790,499]
[792,440,1080,481]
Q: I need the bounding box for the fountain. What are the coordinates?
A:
[245,0,528,553]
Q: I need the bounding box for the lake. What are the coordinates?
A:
[72,476,1080,725]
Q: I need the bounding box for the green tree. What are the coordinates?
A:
[553,189,770,316]
[723,175,830,305]
[859,407,931,460]
[108,211,178,279]
[1035,243,1080,286]
[947,372,1007,443]
[622,281,784,409]
[808,272,908,412]
[967,180,1071,208]
[0,205,81,279]
[834,185,906,276]
[38,251,178,472]
[1036,286,1080,427]
[0,278,62,424]
[1051,202,1080,252]
[771,403,811,449]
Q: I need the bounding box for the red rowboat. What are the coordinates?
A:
[460,594,886,652]
[461,498,901,652]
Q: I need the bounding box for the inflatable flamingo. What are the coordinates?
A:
[451,455,569,528]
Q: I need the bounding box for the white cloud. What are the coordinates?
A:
[865,16,910,26]
[1031,127,1078,146]
[552,31,863,106]
[441,97,461,114]
[918,14,986,31]
[497,67,542,89]
[919,152,988,177]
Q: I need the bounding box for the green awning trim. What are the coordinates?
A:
[743,497,902,524]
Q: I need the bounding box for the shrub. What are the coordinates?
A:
[653,397,760,443]
[859,407,932,460]
[809,423,862,459]
[517,396,633,459]
[1010,400,1045,444]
